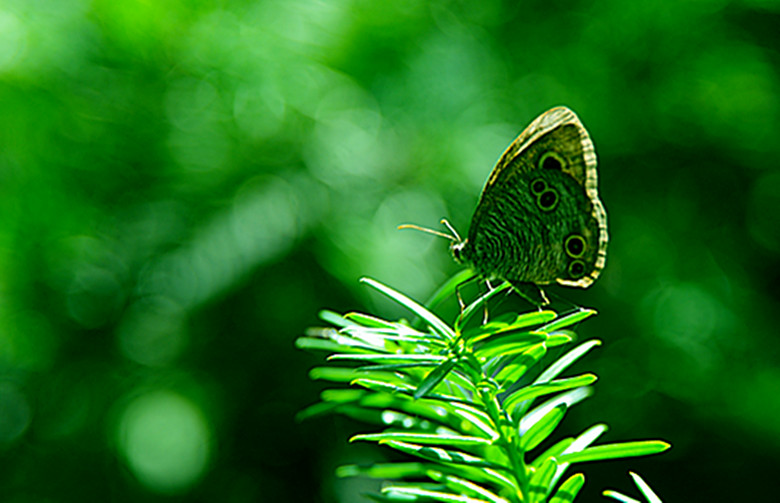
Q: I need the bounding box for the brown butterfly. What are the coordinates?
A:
[402,107,607,305]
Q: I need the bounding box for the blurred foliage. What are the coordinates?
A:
[0,0,778,501]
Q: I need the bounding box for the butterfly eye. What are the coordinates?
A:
[530,178,548,196]
[564,234,586,258]
[452,245,462,263]
[537,188,558,212]
[539,151,566,171]
[568,260,586,279]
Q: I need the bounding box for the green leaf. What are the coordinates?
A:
[321,388,366,403]
[359,363,440,372]
[319,309,355,328]
[465,310,556,344]
[569,424,609,451]
[513,387,592,430]
[629,471,663,503]
[303,402,392,426]
[476,342,545,362]
[494,344,548,386]
[602,491,642,503]
[530,437,574,469]
[369,333,447,347]
[478,330,548,349]
[336,462,428,479]
[309,367,414,387]
[474,332,548,359]
[426,471,508,503]
[298,326,393,353]
[504,374,598,415]
[507,310,559,330]
[340,404,404,425]
[528,457,557,503]
[352,378,416,395]
[354,371,416,387]
[303,280,670,503]
[295,400,342,421]
[549,473,586,503]
[383,485,495,502]
[296,335,374,354]
[361,277,456,340]
[374,410,446,431]
[352,394,471,433]
[549,423,608,480]
[367,490,420,502]
[344,311,397,328]
[557,440,671,464]
[353,386,466,412]
[440,367,478,397]
[540,308,597,332]
[423,464,517,495]
[602,471,664,503]
[534,340,602,385]
[423,268,478,312]
[381,440,507,470]
[352,380,472,406]
[309,366,360,382]
[455,282,513,331]
[448,403,500,440]
[491,312,529,325]
[415,359,458,399]
[520,404,567,451]
[328,353,446,364]
[341,325,440,346]
[352,432,492,448]
[545,332,574,347]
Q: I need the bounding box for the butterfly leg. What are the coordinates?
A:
[453,272,481,313]
[537,289,550,310]
[507,280,550,308]
[481,279,497,324]
[455,281,466,312]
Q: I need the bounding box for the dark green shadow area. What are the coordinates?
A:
[0,1,779,501]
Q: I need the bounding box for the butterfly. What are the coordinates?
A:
[402,106,608,306]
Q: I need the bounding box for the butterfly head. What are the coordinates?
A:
[450,238,468,264]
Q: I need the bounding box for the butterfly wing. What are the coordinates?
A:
[463,107,608,290]
[488,107,592,186]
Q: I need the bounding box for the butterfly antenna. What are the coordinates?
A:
[440,219,462,243]
[397,223,457,241]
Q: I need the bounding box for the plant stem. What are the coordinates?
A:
[474,369,527,502]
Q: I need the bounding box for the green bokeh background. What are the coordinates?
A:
[1,0,779,501]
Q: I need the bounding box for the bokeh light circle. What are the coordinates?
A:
[116,390,211,494]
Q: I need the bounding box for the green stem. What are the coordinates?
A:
[460,329,528,501]
[475,378,528,502]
